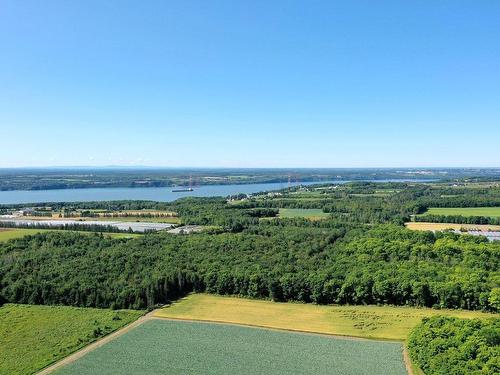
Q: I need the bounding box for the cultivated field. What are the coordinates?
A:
[154,294,496,341]
[0,228,52,241]
[420,207,500,218]
[54,319,407,375]
[278,208,330,220]
[0,304,143,375]
[0,228,140,242]
[405,222,500,231]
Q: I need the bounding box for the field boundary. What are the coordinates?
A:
[36,310,154,375]
[36,311,413,375]
[151,315,402,343]
[152,316,413,375]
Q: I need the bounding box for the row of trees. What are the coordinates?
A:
[415,214,500,225]
[0,221,130,233]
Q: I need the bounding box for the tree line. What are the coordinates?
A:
[415,214,500,226]
[408,316,499,375]
[1,224,498,311]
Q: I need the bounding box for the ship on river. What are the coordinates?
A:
[172,176,194,192]
[171,187,194,192]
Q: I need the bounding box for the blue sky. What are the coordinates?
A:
[1,1,499,168]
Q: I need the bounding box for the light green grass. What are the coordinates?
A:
[155,294,497,341]
[421,207,500,218]
[0,304,143,375]
[278,208,330,220]
[55,319,407,375]
[0,228,52,241]
[0,228,140,242]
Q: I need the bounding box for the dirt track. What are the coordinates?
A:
[37,310,156,374]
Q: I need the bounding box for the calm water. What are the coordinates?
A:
[0,179,433,204]
[0,181,335,204]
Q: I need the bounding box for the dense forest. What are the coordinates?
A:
[1,224,498,311]
[408,316,499,374]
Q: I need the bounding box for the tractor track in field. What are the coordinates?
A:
[37,310,157,374]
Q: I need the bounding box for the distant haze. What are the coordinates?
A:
[1,1,499,167]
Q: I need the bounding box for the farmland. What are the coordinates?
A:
[1,180,499,374]
[155,294,496,341]
[0,304,143,375]
[0,228,140,242]
[278,208,330,219]
[405,222,500,232]
[0,228,52,241]
[420,207,500,218]
[54,319,407,375]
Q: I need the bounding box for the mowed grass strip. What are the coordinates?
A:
[405,222,500,231]
[420,207,500,218]
[154,294,497,341]
[278,208,330,220]
[55,319,407,375]
[0,304,143,375]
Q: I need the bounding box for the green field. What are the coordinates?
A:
[0,228,140,242]
[0,228,52,241]
[55,319,407,375]
[155,294,496,341]
[0,304,143,375]
[421,207,500,218]
[278,208,330,220]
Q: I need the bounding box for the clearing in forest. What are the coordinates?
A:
[278,208,329,220]
[405,222,500,231]
[0,228,140,242]
[155,294,497,341]
[419,207,500,218]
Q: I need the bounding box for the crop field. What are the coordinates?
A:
[154,294,496,341]
[0,228,52,241]
[0,304,143,375]
[0,228,140,242]
[54,319,407,375]
[420,207,500,218]
[405,222,500,231]
[278,208,330,220]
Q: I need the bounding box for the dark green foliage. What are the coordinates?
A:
[408,316,500,375]
[1,224,498,311]
[415,214,500,225]
[0,220,127,233]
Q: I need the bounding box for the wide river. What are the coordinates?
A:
[0,179,431,204]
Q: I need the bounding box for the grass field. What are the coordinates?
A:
[55,319,407,375]
[155,294,497,341]
[420,207,500,218]
[0,304,143,375]
[278,208,330,220]
[0,228,140,242]
[405,222,500,231]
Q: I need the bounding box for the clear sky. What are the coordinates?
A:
[1,1,499,168]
